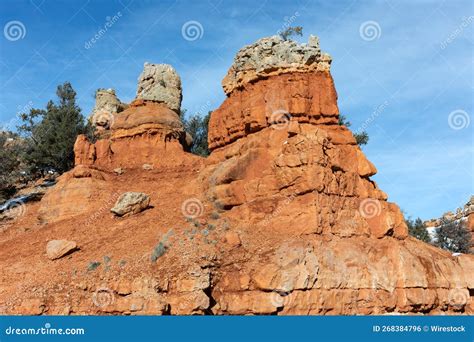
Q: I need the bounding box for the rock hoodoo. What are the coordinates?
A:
[90,88,127,131]
[136,63,182,114]
[74,64,192,170]
[40,64,197,224]
[210,36,336,150]
[1,35,473,316]
[222,35,331,95]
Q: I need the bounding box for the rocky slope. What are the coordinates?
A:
[0,36,472,315]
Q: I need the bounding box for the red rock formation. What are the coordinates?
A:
[0,36,473,316]
[209,72,339,150]
[75,100,193,170]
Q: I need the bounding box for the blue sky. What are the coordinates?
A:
[0,0,472,220]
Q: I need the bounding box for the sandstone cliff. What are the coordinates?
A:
[0,36,472,316]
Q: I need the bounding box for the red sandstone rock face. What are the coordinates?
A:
[75,101,199,170]
[1,42,473,315]
[204,119,402,240]
[208,71,339,150]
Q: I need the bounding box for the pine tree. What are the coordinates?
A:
[18,82,86,174]
[338,115,369,146]
[436,219,471,253]
[0,132,22,202]
[183,111,210,157]
[406,217,431,243]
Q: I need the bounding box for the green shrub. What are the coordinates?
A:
[338,115,369,146]
[279,26,303,41]
[406,217,431,243]
[151,242,167,262]
[182,111,211,157]
[87,261,101,271]
[18,82,87,174]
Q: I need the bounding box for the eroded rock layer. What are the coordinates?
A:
[222,35,331,95]
[75,100,193,170]
[209,71,339,150]
[1,35,473,316]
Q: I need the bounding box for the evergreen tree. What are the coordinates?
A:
[18,82,86,174]
[339,115,369,146]
[0,132,22,202]
[406,217,431,243]
[183,111,211,157]
[436,219,471,254]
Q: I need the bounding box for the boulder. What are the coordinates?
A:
[136,63,182,113]
[46,240,78,260]
[223,231,241,247]
[111,192,150,217]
